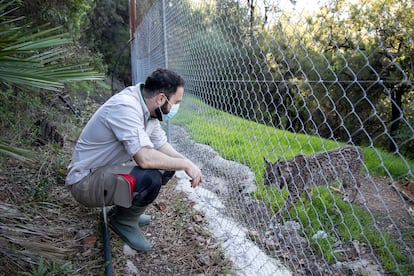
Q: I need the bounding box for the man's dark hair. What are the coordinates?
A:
[143,68,185,98]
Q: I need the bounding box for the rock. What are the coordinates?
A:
[123,244,136,256]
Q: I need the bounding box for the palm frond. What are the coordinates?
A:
[0,141,34,162]
[0,0,104,160]
[0,1,103,91]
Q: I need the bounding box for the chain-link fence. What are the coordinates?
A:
[131,0,413,275]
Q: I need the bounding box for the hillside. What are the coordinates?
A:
[0,85,232,275]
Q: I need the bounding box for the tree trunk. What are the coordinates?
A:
[389,86,404,152]
[247,0,255,46]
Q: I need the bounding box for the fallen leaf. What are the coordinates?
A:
[154,202,167,211]
[82,235,96,248]
[192,214,204,223]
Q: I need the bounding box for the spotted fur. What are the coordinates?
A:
[264,146,364,214]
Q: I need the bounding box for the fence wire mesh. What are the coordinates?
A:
[131,0,413,275]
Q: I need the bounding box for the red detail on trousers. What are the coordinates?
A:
[117,174,136,196]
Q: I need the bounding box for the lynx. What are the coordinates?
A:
[264,146,364,214]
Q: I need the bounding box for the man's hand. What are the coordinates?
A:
[185,163,203,188]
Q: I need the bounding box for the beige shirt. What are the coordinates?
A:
[65,84,167,185]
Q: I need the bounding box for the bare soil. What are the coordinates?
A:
[0,156,233,275]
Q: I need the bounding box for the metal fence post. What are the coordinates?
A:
[162,0,171,142]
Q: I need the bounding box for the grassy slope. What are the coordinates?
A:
[173,94,414,184]
[171,93,413,275]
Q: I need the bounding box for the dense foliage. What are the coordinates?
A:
[178,0,413,159]
[80,0,132,85]
[16,0,131,84]
[15,0,93,35]
[0,0,104,159]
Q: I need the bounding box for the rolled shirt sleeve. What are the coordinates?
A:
[150,122,168,149]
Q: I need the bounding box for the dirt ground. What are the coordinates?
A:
[356,175,413,234]
[0,157,234,275]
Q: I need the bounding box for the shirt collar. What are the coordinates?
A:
[137,82,151,121]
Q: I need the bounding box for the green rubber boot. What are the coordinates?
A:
[136,213,151,226]
[108,205,152,252]
[108,206,151,226]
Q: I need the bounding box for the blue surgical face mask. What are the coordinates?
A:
[162,103,180,121]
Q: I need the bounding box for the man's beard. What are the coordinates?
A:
[154,102,169,121]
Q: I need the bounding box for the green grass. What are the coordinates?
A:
[172,93,414,275]
[173,94,414,183]
[19,257,73,276]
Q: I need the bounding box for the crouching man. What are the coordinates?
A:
[65,68,203,251]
